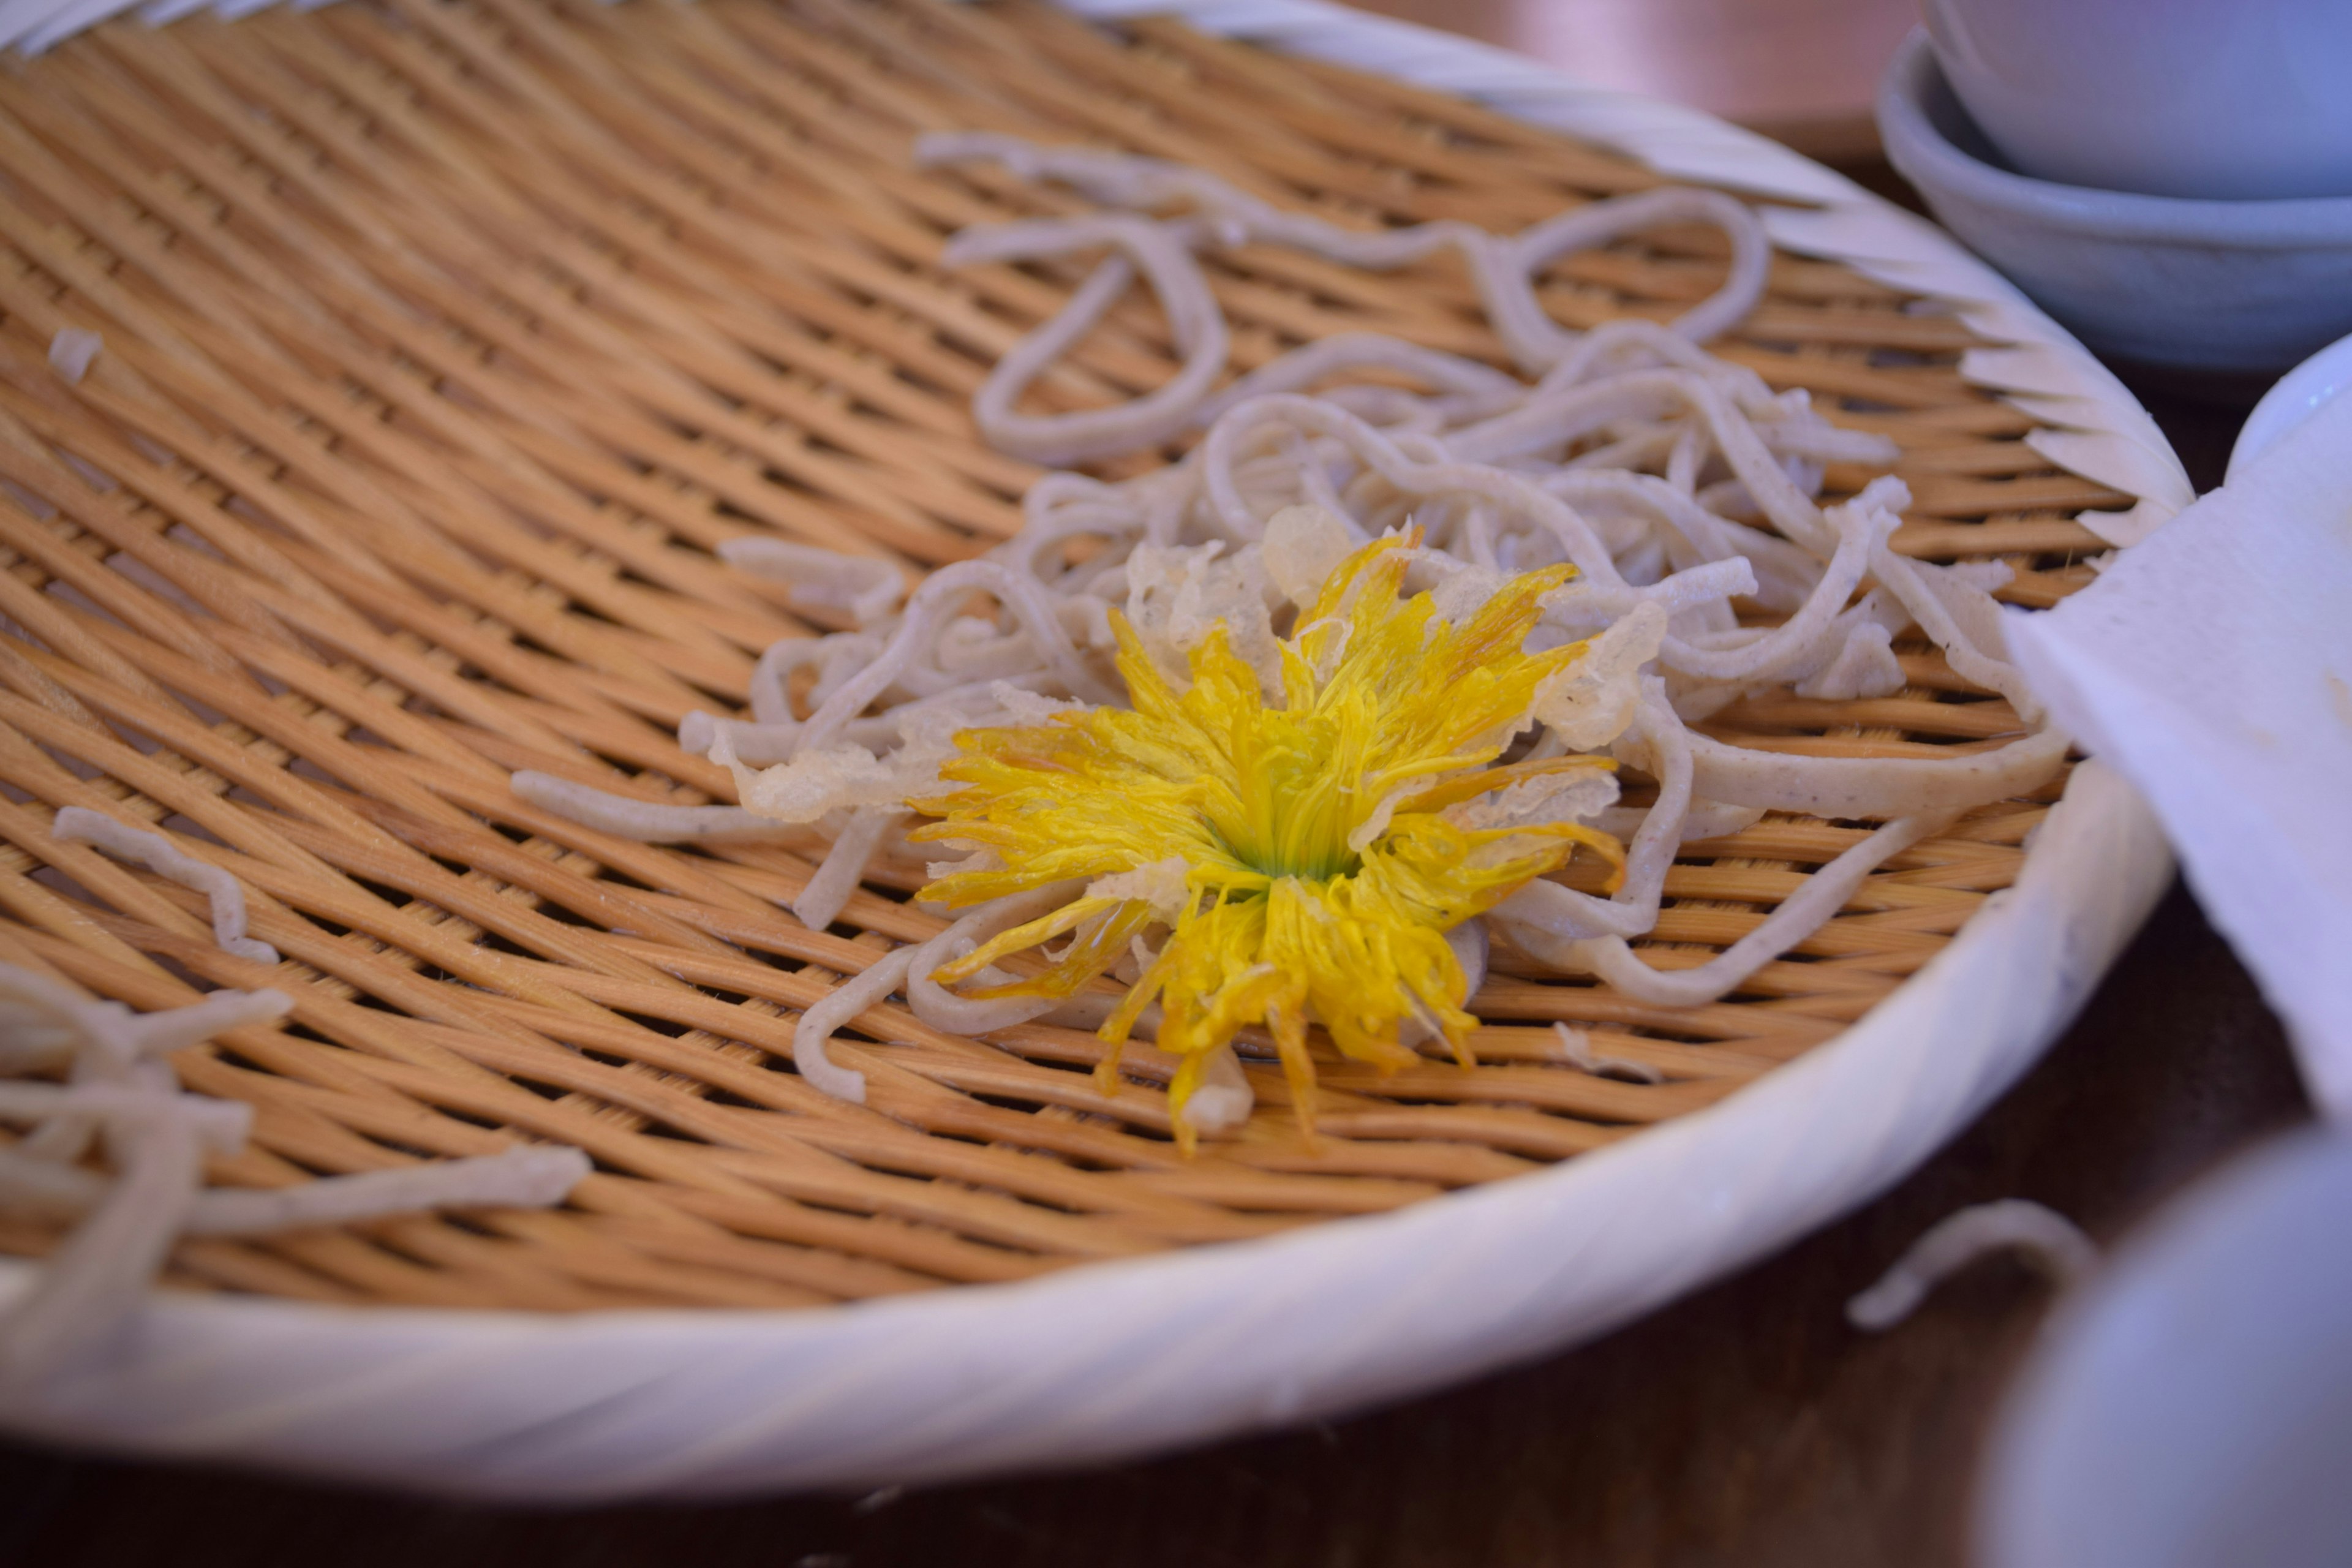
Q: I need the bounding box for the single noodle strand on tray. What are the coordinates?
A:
[516,135,2062,1145]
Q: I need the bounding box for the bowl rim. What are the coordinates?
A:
[1877,29,2352,247]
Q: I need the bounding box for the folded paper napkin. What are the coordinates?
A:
[2010,391,2352,1120]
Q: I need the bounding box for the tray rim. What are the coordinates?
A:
[0,0,2182,1499]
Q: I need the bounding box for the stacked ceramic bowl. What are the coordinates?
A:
[1877,1,2352,379]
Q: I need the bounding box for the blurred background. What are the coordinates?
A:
[1346,0,1915,162]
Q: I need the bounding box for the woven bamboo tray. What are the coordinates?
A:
[0,0,2179,1495]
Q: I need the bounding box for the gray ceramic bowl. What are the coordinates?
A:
[1877,29,2352,375]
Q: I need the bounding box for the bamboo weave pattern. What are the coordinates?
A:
[0,0,2128,1310]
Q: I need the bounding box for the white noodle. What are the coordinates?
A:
[509,771,797,842]
[47,328,100,386]
[0,1110,203,1379]
[51,806,277,964]
[786,946,908,1106]
[1548,1024,1664,1085]
[1551,813,1951,1007]
[1651,483,1898,682]
[1182,1046,1253,1136]
[717,537,904,627]
[0,1143,592,1236]
[904,939,1061,1037]
[0,963,589,1377]
[792,808,901,933]
[1681,725,2068,819]
[183,1147,594,1235]
[787,885,1080,1106]
[1847,1199,2098,1332]
[918,136,1772,372]
[1193,333,1525,429]
[945,217,1228,466]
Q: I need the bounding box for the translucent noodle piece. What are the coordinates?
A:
[51,806,277,964]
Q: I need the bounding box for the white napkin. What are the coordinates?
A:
[2009,391,2352,1119]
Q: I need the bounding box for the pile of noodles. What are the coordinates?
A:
[518,135,2064,1134]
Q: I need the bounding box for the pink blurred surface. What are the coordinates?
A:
[1338,0,1917,158]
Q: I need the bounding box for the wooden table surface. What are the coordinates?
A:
[0,7,2316,1560]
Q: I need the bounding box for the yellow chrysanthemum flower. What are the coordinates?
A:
[908,535,1623,1150]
